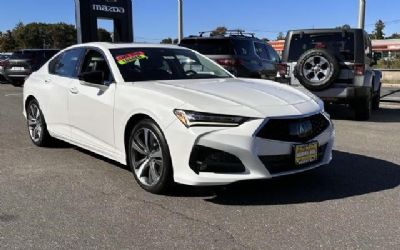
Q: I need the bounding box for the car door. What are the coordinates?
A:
[68,48,116,156]
[43,48,85,138]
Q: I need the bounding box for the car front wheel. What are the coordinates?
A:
[128,119,173,194]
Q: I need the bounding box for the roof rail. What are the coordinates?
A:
[198,29,255,38]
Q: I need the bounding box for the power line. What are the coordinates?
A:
[366,18,400,26]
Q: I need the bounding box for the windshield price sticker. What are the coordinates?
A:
[116,52,148,65]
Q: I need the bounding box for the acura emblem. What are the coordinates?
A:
[290,120,313,138]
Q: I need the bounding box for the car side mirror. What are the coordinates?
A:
[78,71,104,85]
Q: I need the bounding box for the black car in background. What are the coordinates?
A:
[3,49,59,85]
[179,30,280,80]
[0,54,12,83]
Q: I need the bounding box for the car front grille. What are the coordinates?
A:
[259,144,327,175]
[256,113,330,143]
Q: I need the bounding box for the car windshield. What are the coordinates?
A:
[288,32,355,62]
[110,48,233,82]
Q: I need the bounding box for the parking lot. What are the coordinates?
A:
[0,83,399,249]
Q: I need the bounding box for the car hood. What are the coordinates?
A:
[134,78,323,118]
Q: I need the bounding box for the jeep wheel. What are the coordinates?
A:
[372,88,381,110]
[294,49,340,91]
[353,93,372,121]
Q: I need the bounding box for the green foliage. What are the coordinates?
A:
[0,30,17,52]
[97,28,112,42]
[0,22,78,51]
[372,20,385,39]
[376,59,400,69]
[0,22,110,52]
[160,38,173,44]
[335,24,351,29]
[387,33,400,39]
[211,27,227,36]
[160,38,179,44]
[276,32,285,40]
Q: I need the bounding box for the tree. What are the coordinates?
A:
[211,26,227,36]
[97,28,112,42]
[372,20,385,39]
[50,23,77,48]
[160,38,179,44]
[0,30,17,52]
[160,38,173,44]
[335,24,351,29]
[276,32,286,40]
[387,33,400,39]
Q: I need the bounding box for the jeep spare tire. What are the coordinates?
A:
[294,49,340,91]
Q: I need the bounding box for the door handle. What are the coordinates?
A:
[44,79,51,84]
[69,87,79,94]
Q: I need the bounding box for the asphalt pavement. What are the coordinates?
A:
[0,83,399,249]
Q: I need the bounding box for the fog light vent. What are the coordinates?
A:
[189,145,245,174]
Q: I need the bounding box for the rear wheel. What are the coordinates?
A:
[353,92,372,121]
[372,87,381,110]
[128,119,173,194]
[26,99,52,146]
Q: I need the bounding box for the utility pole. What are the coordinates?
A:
[358,0,366,29]
[178,0,183,43]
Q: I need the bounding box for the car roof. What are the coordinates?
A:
[288,28,364,34]
[68,42,183,51]
[181,36,262,42]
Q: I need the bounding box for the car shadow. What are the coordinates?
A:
[197,150,400,205]
[46,141,400,204]
[326,104,400,123]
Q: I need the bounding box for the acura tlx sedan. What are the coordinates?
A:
[23,43,334,194]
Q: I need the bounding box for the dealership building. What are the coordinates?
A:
[371,39,400,59]
[269,39,400,59]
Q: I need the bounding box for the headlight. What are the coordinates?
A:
[174,109,249,128]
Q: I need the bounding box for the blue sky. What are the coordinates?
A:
[0,0,399,42]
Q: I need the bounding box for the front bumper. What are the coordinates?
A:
[165,113,334,186]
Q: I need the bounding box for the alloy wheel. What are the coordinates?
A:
[302,56,332,84]
[130,127,164,187]
[27,103,43,143]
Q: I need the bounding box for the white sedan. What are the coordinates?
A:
[23,43,334,194]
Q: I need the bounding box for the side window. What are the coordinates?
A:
[50,48,84,77]
[80,50,113,85]
[48,54,62,74]
[254,42,272,60]
[266,45,281,62]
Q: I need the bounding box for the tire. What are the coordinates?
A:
[12,80,24,87]
[128,119,173,194]
[294,49,340,91]
[26,99,53,146]
[353,92,372,121]
[372,87,381,110]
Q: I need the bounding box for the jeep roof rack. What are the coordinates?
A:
[197,29,256,38]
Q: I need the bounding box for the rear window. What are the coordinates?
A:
[10,50,59,60]
[180,39,234,55]
[11,51,35,60]
[288,32,355,62]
